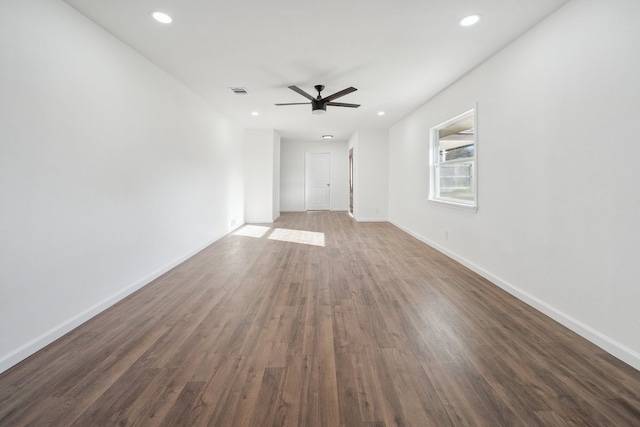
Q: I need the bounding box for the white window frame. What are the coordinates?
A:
[429,107,478,212]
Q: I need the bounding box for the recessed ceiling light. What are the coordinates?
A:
[459,14,481,27]
[322,135,333,140]
[151,11,173,24]
[377,111,386,116]
[251,111,259,116]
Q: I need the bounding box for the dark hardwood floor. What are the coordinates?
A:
[1,211,639,426]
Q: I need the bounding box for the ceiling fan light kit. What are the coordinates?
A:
[312,99,327,115]
[276,84,360,114]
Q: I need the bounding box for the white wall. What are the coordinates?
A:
[389,0,640,369]
[244,129,279,223]
[348,132,359,215]
[272,133,281,221]
[0,0,245,373]
[352,129,389,222]
[280,140,349,212]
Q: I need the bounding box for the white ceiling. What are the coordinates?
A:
[62,0,568,142]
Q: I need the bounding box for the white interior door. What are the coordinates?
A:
[305,152,331,211]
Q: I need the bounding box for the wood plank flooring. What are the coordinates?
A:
[1,211,639,426]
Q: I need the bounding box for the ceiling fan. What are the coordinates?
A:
[275,85,360,115]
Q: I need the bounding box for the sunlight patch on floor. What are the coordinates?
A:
[268,228,325,247]
[233,225,325,247]
[233,225,270,238]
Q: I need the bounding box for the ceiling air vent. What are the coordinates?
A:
[229,87,249,95]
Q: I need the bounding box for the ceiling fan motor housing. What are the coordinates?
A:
[312,99,327,114]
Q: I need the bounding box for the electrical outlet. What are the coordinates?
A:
[444,230,449,240]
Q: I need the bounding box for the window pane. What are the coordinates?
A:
[439,161,474,201]
[442,144,474,161]
[430,107,477,210]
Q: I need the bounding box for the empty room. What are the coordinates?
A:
[1,0,639,425]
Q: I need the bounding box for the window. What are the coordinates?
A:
[429,108,477,211]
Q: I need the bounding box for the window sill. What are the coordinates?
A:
[428,197,478,213]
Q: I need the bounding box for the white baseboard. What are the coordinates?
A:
[355,217,389,222]
[390,220,640,371]
[0,231,230,375]
[279,210,349,214]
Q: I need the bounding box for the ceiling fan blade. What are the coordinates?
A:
[323,87,357,102]
[327,102,360,108]
[275,102,311,106]
[288,86,316,101]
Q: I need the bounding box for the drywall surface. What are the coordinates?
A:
[273,133,281,221]
[244,129,276,223]
[353,129,389,222]
[0,0,245,372]
[348,132,359,216]
[280,140,349,212]
[389,0,640,368]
